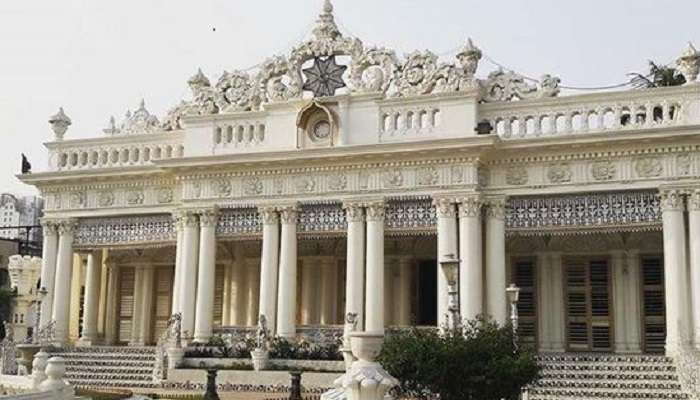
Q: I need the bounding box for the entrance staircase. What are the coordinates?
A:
[527,353,690,399]
[51,346,158,389]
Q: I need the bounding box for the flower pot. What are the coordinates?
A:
[349,331,384,363]
[251,348,270,371]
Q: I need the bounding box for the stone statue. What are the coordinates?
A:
[256,314,269,350]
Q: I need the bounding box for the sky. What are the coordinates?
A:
[0,0,698,195]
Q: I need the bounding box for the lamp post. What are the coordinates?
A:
[439,254,461,332]
[505,284,520,350]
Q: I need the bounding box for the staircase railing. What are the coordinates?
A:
[0,321,17,375]
[153,313,182,382]
[24,320,56,347]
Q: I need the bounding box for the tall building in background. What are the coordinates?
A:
[0,193,44,241]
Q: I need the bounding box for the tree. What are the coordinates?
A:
[377,318,540,400]
[629,61,686,89]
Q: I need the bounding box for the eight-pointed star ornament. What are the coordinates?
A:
[302,56,347,97]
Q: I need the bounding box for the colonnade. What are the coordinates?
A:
[37,194,511,346]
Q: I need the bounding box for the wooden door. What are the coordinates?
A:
[565,258,613,352]
[641,256,665,353]
[511,258,537,346]
[152,267,174,342]
[117,267,135,344]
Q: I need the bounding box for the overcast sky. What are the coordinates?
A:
[1,0,697,195]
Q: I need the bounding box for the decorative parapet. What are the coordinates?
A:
[479,84,700,139]
[46,130,184,172]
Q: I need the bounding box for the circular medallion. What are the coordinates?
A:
[312,120,331,140]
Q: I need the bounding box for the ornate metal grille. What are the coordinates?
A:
[506,191,661,232]
[217,208,261,237]
[385,198,437,231]
[75,214,175,247]
[298,203,346,233]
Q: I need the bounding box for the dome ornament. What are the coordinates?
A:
[302,56,348,97]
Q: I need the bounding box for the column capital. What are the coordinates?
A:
[342,202,365,223]
[257,206,279,225]
[40,219,59,236]
[432,196,457,218]
[198,207,220,227]
[278,205,300,225]
[660,189,685,212]
[365,201,386,222]
[457,195,483,218]
[689,189,700,212]
[484,197,507,220]
[175,210,200,228]
[55,219,78,235]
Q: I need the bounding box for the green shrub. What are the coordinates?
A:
[377,318,540,400]
[268,337,342,361]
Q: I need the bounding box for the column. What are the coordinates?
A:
[662,190,689,355]
[548,252,565,352]
[611,250,629,352]
[320,258,338,325]
[458,195,483,322]
[485,198,507,325]
[259,207,280,335]
[221,262,232,326]
[38,220,58,328]
[171,212,185,315]
[384,261,394,326]
[245,259,261,326]
[434,197,458,328]
[103,262,119,345]
[97,249,109,338]
[130,267,145,345]
[397,258,412,326]
[230,257,246,325]
[536,252,552,351]
[689,190,700,349]
[78,251,102,346]
[179,211,199,340]
[343,203,365,331]
[365,201,385,333]
[138,267,155,345]
[277,205,299,337]
[194,208,219,343]
[51,219,77,345]
[625,250,642,353]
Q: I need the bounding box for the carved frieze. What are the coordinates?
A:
[547,163,572,184]
[635,157,663,178]
[97,191,115,207]
[591,161,616,181]
[243,177,264,196]
[126,190,145,205]
[156,188,174,204]
[505,166,528,186]
[416,166,439,186]
[327,172,348,191]
[382,169,404,188]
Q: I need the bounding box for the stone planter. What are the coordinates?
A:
[167,347,185,369]
[349,331,384,363]
[15,343,41,375]
[251,349,270,371]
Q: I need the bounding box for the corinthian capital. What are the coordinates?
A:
[56,219,78,235]
[198,207,220,227]
[689,189,700,212]
[40,219,58,236]
[342,202,365,223]
[660,189,685,212]
[458,195,483,218]
[432,196,456,218]
[258,206,279,225]
[278,205,300,225]
[177,210,199,228]
[485,197,506,220]
[365,202,385,222]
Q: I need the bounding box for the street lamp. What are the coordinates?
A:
[505,283,520,349]
[439,254,461,332]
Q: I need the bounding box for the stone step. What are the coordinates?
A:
[53,352,156,361]
[67,365,154,374]
[537,353,673,363]
[539,361,677,372]
[61,359,154,368]
[68,378,158,389]
[540,371,679,381]
[526,387,689,399]
[534,378,682,390]
[66,371,154,381]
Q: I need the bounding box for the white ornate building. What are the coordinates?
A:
[17,1,700,362]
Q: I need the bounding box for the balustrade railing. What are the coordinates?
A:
[479,85,700,139]
[47,131,185,172]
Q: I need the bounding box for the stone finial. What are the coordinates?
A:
[188,68,211,89]
[677,42,700,84]
[313,0,341,40]
[456,38,482,84]
[48,107,71,141]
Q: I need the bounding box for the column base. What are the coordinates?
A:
[76,337,97,347]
